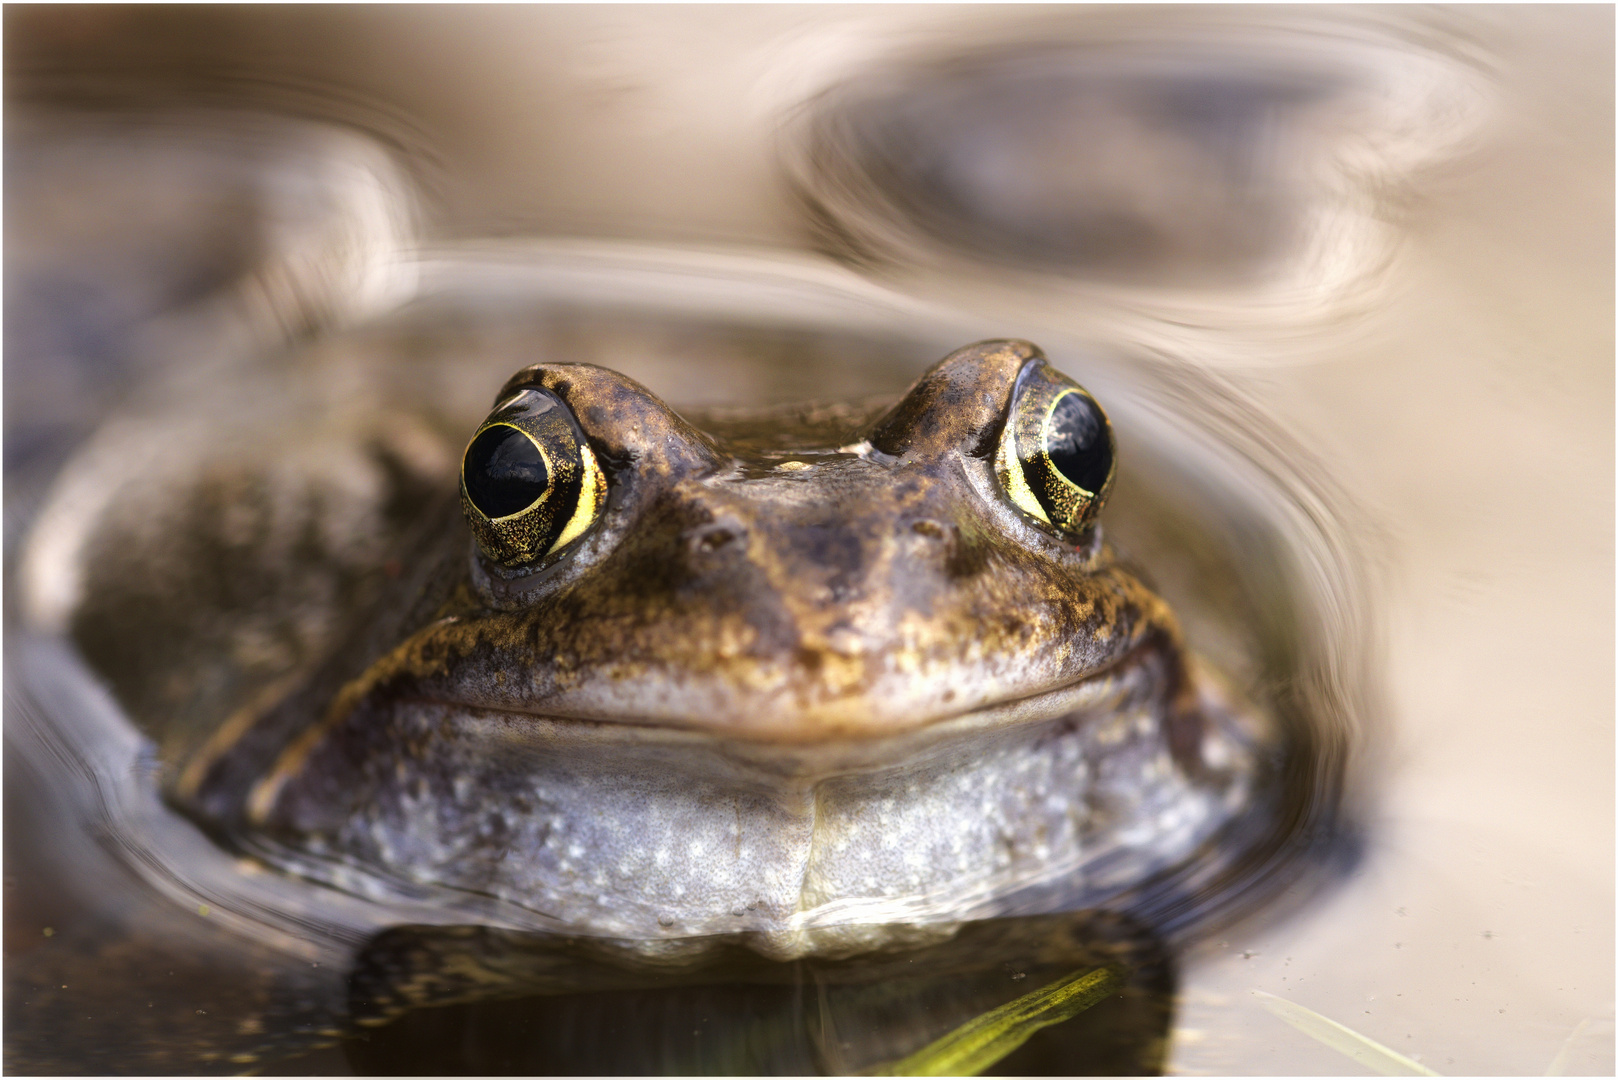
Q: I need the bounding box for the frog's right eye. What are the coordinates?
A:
[994,360,1116,541]
[460,388,606,567]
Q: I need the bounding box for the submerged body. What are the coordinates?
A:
[26,339,1268,960]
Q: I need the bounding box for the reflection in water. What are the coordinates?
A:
[783,25,1491,363]
[345,914,1173,1074]
[4,112,416,461]
[795,50,1345,284]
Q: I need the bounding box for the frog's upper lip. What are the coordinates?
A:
[411,638,1160,750]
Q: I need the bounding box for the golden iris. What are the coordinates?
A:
[995,361,1115,539]
[460,388,605,566]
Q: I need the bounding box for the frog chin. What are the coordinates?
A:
[246,640,1259,960]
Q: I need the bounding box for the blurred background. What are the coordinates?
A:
[5,5,1612,1074]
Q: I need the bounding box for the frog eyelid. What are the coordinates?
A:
[502,365,729,481]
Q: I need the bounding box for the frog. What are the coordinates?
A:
[24,337,1268,965]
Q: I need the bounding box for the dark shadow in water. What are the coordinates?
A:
[1,736,352,1076]
[343,913,1175,1075]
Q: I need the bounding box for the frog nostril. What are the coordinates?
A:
[692,526,743,553]
[910,519,949,541]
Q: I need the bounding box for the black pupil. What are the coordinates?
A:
[464,426,550,519]
[1045,392,1111,495]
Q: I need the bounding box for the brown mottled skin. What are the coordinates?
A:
[211,342,1183,807]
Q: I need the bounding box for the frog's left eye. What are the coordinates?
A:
[460,388,606,567]
[994,361,1116,540]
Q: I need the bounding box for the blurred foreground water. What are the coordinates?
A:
[5,6,1611,1075]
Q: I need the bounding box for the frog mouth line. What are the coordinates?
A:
[240,639,1165,824]
[396,639,1161,755]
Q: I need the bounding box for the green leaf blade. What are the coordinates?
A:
[873,965,1123,1077]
